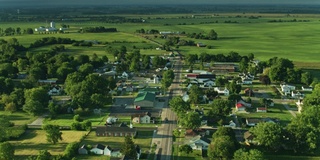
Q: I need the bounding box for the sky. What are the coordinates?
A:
[1,0,320,6]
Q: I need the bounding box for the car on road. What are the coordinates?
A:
[164,118,168,123]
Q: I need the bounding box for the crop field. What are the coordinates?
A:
[2,13,320,69]
[10,130,87,159]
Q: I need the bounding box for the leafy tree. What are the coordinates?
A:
[23,87,49,115]
[204,88,218,101]
[0,142,15,160]
[207,99,232,122]
[239,57,249,72]
[142,55,151,69]
[284,106,320,153]
[301,72,313,86]
[248,53,255,61]
[78,63,94,76]
[208,136,236,159]
[180,112,201,129]
[42,124,63,144]
[48,102,59,118]
[233,149,265,160]
[188,85,203,104]
[121,136,137,159]
[5,102,16,113]
[169,97,190,115]
[207,29,218,40]
[179,144,193,154]
[259,75,271,86]
[185,54,198,67]
[303,84,320,107]
[161,70,174,91]
[10,88,25,110]
[250,122,283,150]
[26,28,34,34]
[227,80,241,94]
[23,100,44,116]
[215,77,228,87]
[64,142,79,159]
[36,150,52,160]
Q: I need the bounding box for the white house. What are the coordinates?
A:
[214,87,229,96]
[302,86,313,91]
[104,146,122,157]
[185,135,211,150]
[224,120,236,128]
[242,78,253,85]
[291,91,304,99]
[90,144,105,155]
[48,86,61,95]
[132,113,151,124]
[182,92,190,102]
[280,84,296,95]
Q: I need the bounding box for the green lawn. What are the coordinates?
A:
[44,112,108,126]
[0,111,37,126]
[10,130,87,159]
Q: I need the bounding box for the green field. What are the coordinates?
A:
[0,111,37,126]
[2,13,320,69]
[10,130,87,160]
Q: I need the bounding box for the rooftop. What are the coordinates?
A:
[134,92,156,102]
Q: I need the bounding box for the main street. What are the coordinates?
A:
[154,54,182,160]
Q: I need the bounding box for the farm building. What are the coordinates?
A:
[134,92,156,108]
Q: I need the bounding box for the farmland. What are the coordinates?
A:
[1,4,320,160]
[1,13,320,69]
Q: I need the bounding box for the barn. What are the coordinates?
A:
[134,92,155,109]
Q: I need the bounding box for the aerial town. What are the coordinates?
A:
[0,1,320,160]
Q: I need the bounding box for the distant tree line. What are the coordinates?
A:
[135,28,159,34]
[29,37,74,48]
[81,26,117,33]
[0,27,34,36]
[186,29,218,40]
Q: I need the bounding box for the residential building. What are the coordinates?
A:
[185,135,211,150]
[132,112,152,124]
[90,144,105,155]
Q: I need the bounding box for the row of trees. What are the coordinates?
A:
[81,26,117,33]
[0,27,34,36]
[186,29,218,40]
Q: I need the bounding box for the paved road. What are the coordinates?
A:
[155,54,182,160]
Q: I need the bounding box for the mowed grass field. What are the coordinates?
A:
[10,130,88,160]
[0,111,37,125]
[1,13,320,69]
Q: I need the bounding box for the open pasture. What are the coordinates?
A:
[10,130,87,159]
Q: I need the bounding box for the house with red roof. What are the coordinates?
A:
[256,107,267,113]
[236,103,246,111]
